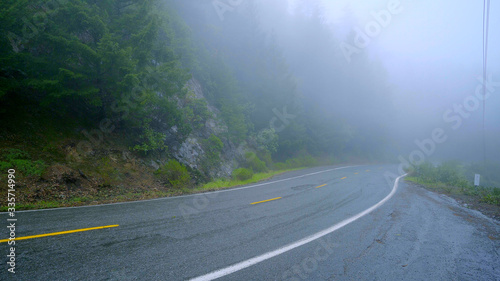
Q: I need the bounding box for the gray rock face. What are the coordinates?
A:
[174,137,204,169]
[169,78,242,178]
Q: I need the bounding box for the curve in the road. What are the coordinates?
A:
[7,165,359,213]
[189,173,407,281]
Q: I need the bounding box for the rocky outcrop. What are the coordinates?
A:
[175,137,203,169]
[169,78,241,178]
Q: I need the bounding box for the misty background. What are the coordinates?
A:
[173,0,500,164]
[1,0,499,209]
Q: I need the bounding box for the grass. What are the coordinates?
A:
[0,201,61,212]
[405,161,500,207]
[0,168,305,211]
[406,176,458,194]
[196,168,303,192]
[406,176,500,206]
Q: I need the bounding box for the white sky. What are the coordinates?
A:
[314,0,499,77]
[268,0,500,160]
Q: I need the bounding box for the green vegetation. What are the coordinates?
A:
[0,0,393,210]
[0,148,46,177]
[464,162,500,188]
[232,168,253,181]
[1,0,194,155]
[243,152,268,173]
[96,156,122,186]
[0,201,60,212]
[273,154,318,170]
[131,125,168,154]
[0,0,382,175]
[183,93,213,130]
[413,161,469,188]
[407,161,500,206]
[0,166,305,211]
[201,134,224,171]
[201,168,302,191]
[154,159,191,189]
[482,190,500,205]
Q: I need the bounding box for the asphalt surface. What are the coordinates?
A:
[1,164,499,280]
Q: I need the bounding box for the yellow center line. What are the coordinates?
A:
[365,169,371,172]
[250,197,282,205]
[354,172,359,174]
[341,177,347,180]
[315,184,327,188]
[0,225,119,243]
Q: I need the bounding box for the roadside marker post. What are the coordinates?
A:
[474,174,480,186]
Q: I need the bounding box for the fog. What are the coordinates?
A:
[256,0,500,162]
[173,0,499,165]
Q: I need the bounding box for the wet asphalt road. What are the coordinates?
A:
[1,164,499,280]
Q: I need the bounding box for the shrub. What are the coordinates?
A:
[0,148,46,176]
[411,161,500,206]
[0,161,10,172]
[285,158,300,168]
[271,154,318,170]
[414,162,437,182]
[297,154,318,167]
[256,128,279,153]
[436,161,467,186]
[3,148,30,160]
[257,150,273,168]
[202,134,224,169]
[132,125,167,154]
[283,155,317,169]
[464,162,500,188]
[97,156,121,186]
[481,187,500,205]
[232,168,253,181]
[184,94,213,130]
[414,161,468,187]
[273,162,287,171]
[244,152,267,173]
[11,159,46,176]
[155,159,191,188]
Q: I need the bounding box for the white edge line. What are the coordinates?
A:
[1,165,361,214]
[189,173,407,281]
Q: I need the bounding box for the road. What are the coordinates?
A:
[1,164,499,280]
